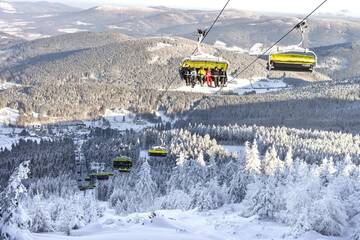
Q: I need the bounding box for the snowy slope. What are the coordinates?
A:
[0,125,45,150]
[33,204,345,240]
[0,82,21,90]
[0,108,19,125]
[173,77,289,95]
[84,109,173,131]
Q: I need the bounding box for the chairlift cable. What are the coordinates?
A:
[191,0,232,55]
[217,0,328,94]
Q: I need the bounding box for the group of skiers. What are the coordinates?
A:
[180,66,228,88]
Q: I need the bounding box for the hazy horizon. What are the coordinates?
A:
[7,0,360,17]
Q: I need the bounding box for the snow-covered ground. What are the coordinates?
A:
[0,107,19,125]
[58,28,87,34]
[75,21,93,26]
[107,25,128,30]
[148,42,173,52]
[173,77,289,95]
[94,5,159,13]
[84,109,173,132]
[221,145,244,156]
[0,20,49,40]
[33,204,343,240]
[0,125,45,150]
[148,55,160,64]
[34,14,55,18]
[0,82,21,90]
[318,56,347,71]
[214,40,248,54]
[140,150,150,160]
[0,126,20,150]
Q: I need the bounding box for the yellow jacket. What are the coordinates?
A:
[198,69,206,76]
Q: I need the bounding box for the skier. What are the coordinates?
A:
[205,68,213,87]
[213,67,220,87]
[198,67,206,86]
[219,68,226,86]
[182,65,191,86]
[190,68,198,88]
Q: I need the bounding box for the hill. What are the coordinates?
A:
[0,33,267,87]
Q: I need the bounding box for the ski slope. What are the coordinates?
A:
[33,204,344,240]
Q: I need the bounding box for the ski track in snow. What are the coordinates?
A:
[32,204,344,240]
[173,77,289,95]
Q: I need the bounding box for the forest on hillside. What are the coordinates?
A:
[1,125,360,239]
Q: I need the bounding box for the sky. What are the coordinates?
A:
[11,0,360,17]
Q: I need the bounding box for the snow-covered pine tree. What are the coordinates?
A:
[169,158,206,194]
[197,150,206,167]
[284,147,293,169]
[110,187,135,214]
[229,140,261,203]
[242,144,287,219]
[135,160,157,211]
[154,189,191,210]
[263,146,280,176]
[341,154,356,177]
[0,161,31,240]
[245,140,261,175]
[27,195,52,233]
[195,178,226,211]
[318,158,337,186]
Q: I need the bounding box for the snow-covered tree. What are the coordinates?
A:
[263,146,282,176]
[110,188,135,214]
[0,161,31,240]
[195,178,226,211]
[308,188,347,236]
[228,164,247,203]
[318,158,337,186]
[169,158,206,194]
[197,150,206,167]
[341,155,356,177]
[28,195,52,233]
[284,147,294,169]
[176,152,187,166]
[135,161,157,211]
[244,141,261,175]
[154,190,191,210]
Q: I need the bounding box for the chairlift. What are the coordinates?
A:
[179,29,229,87]
[89,172,114,181]
[112,156,133,173]
[267,21,317,72]
[148,146,168,157]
